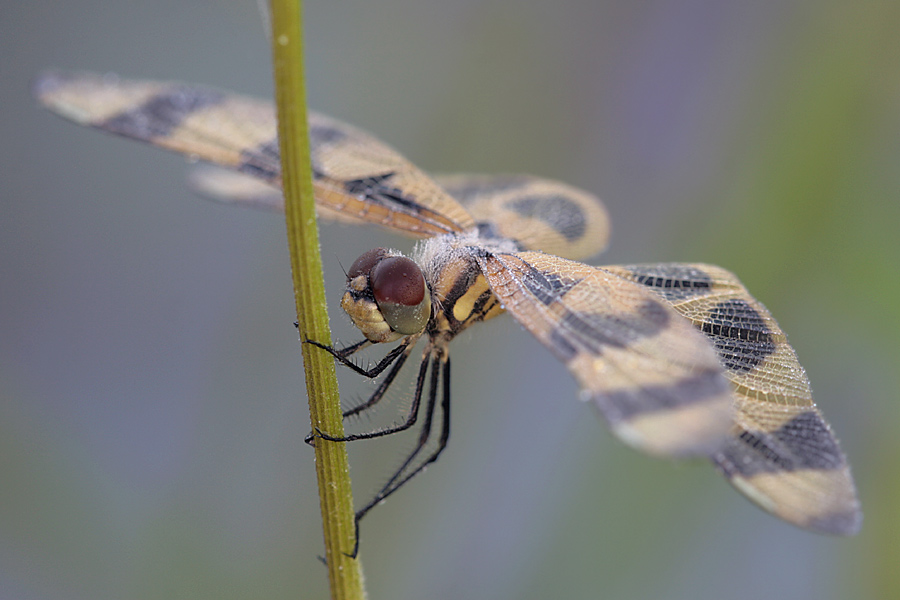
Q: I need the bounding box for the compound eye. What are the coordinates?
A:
[370,256,431,335]
[347,247,388,280]
[370,256,425,306]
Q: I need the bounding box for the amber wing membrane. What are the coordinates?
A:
[605,263,861,534]
[477,251,734,457]
[190,170,613,260]
[435,174,610,260]
[33,70,473,237]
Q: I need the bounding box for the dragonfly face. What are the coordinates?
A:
[35,71,862,553]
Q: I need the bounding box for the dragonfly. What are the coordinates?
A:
[35,70,861,555]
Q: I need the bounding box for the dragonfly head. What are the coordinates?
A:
[341,248,432,343]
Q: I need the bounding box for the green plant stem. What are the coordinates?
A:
[268,1,366,598]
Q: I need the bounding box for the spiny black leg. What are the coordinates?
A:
[307,337,415,378]
[437,354,451,452]
[372,353,450,504]
[329,350,437,560]
[315,344,431,443]
[347,352,440,558]
[304,338,418,446]
[328,338,371,360]
[341,344,413,419]
[376,352,442,495]
[348,352,452,558]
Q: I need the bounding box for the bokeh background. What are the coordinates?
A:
[3,1,899,598]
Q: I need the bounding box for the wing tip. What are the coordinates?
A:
[809,506,863,536]
[32,69,71,104]
[33,69,108,98]
[726,468,863,536]
[33,69,119,123]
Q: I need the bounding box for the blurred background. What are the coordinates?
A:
[3,1,898,598]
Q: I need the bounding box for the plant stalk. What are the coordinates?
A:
[268,1,366,597]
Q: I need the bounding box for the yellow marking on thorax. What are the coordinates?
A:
[452,273,494,323]
[428,252,505,335]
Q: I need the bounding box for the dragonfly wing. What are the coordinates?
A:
[606,263,861,534]
[437,173,609,260]
[478,251,734,457]
[35,70,474,237]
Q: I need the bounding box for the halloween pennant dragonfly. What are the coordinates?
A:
[35,71,861,551]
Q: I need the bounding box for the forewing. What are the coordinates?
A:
[437,174,609,260]
[606,263,861,535]
[34,70,474,237]
[477,251,733,457]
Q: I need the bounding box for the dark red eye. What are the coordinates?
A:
[347,247,388,280]
[370,256,426,307]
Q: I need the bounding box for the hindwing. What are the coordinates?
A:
[606,263,861,534]
[436,174,610,260]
